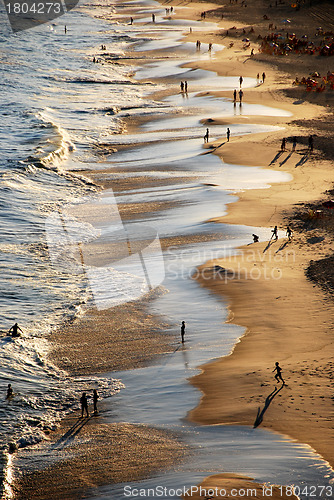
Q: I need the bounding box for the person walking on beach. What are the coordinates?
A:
[152,13,155,22]
[308,134,314,152]
[239,89,243,103]
[80,392,89,418]
[273,362,285,385]
[180,81,184,93]
[271,225,278,241]
[239,76,243,87]
[233,89,237,102]
[181,321,185,343]
[281,137,286,151]
[93,389,98,414]
[204,128,209,143]
[8,323,23,338]
[286,226,292,241]
[6,384,13,399]
[252,234,259,243]
[184,81,188,93]
[292,136,297,152]
[226,128,230,142]
[262,72,266,83]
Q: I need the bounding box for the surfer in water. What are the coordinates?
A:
[6,384,13,399]
[8,323,23,338]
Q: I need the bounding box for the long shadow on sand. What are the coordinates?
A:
[269,151,284,165]
[275,240,291,253]
[254,384,284,428]
[279,152,292,167]
[295,151,310,167]
[263,237,276,253]
[52,416,92,450]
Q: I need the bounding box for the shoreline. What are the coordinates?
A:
[11,0,334,497]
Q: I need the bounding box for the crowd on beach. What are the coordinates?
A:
[259,29,334,57]
[293,71,334,92]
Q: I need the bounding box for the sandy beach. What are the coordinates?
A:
[183,0,334,469]
[11,0,334,498]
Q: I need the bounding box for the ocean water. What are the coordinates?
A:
[0,0,139,481]
[1,0,331,498]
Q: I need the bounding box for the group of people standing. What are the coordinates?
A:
[252,225,292,244]
[80,390,99,418]
[281,135,314,152]
[233,88,244,103]
[180,81,188,93]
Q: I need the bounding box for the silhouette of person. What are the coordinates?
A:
[308,135,314,152]
[204,128,209,143]
[262,72,266,83]
[184,81,188,93]
[281,138,286,151]
[239,76,243,87]
[93,389,98,414]
[239,89,243,103]
[227,128,230,142]
[273,362,285,385]
[292,136,297,151]
[233,89,237,102]
[272,225,278,241]
[286,226,292,241]
[8,323,23,338]
[6,384,13,399]
[64,25,67,34]
[152,13,155,22]
[130,17,133,24]
[80,392,89,418]
[180,81,184,92]
[252,234,259,243]
[181,321,185,343]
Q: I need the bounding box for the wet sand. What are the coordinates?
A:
[49,293,174,375]
[182,474,298,500]
[14,415,186,500]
